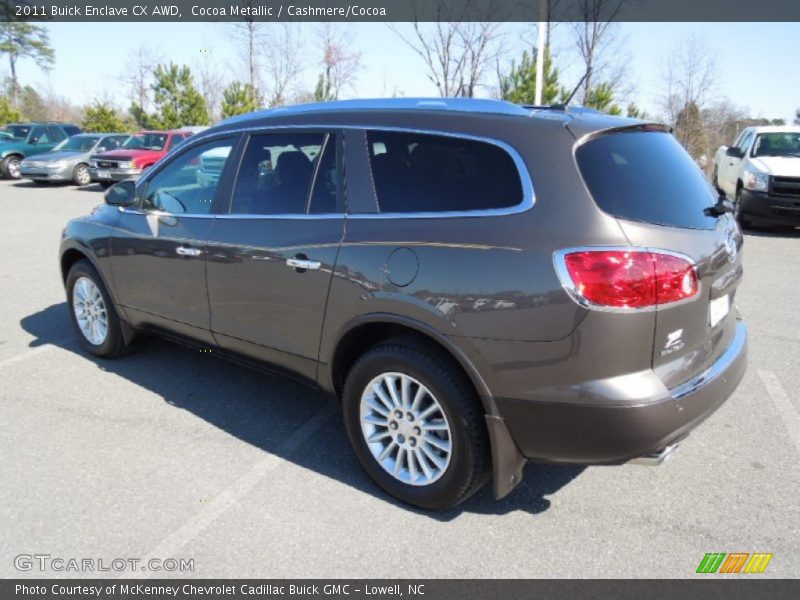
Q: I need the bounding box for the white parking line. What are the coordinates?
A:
[120,403,336,579]
[0,344,55,368]
[757,370,800,455]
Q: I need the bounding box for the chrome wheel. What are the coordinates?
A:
[72,276,109,346]
[6,157,21,179]
[74,165,91,186]
[360,372,452,486]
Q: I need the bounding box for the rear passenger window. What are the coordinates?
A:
[365,131,523,213]
[231,132,331,215]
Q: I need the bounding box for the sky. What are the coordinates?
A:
[6,21,800,123]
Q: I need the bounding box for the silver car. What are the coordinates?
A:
[20,133,129,186]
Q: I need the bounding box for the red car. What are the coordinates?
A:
[89,130,192,187]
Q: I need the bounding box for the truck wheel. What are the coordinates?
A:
[1,155,22,179]
[72,163,92,186]
[342,337,490,510]
[734,187,751,229]
[66,259,128,358]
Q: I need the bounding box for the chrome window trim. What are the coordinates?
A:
[179,123,535,220]
[552,246,702,313]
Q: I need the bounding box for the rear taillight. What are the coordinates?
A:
[555,248,699,310]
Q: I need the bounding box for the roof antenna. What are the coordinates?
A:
[554,67,592,109]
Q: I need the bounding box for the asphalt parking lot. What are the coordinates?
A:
[1,178,798,579]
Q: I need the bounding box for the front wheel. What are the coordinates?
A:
[72,163,92,186]
[66,259,128,358]
[342,338,490,510]
[734,187,751,229]
[1,155,22,179]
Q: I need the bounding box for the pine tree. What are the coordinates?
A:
[82,102,128,132]
[220,81,259,118]
[138,63,210,129]
[499,47,563,106]
[584,82,622,115]
[0,95,21,124]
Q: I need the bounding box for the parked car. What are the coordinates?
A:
[713,125,800,227]
[88,130,192,187]
[59,98,747,510]
[19,133,129,186]
[0,131,14,141]
[0,122,82,179]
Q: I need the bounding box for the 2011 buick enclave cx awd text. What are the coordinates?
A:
[59,99,747,510]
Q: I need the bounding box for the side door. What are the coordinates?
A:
[110,135,239,343]
[722,130,752,195]
[206,129,345,381]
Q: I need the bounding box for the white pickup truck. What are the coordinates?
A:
[713,126,800,227]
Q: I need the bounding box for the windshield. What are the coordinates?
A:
[122,133,168,151]
[576,130,718,230]
[3,125,31,140]
[752,132,800,158]
[54,135,101,152]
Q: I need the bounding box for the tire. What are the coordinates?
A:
[72,163,92,186]
[66,259,128,358]
[734,187,751,229]
[342,337,491,510]
[1,155,22,179]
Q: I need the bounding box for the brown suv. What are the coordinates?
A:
[59,99,747,509]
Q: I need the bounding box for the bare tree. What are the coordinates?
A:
[388,1,506,98]
[317,23,362,100]
[121,45,161,112]
[262,23,305,107]
[569,0,627,102]
[229,7,267,103]
[193,54,225,121]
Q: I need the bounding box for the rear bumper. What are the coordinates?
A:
[495,319,748,464]
[738,189,800,224]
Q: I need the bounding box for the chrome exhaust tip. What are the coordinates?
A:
[630,443,679,466]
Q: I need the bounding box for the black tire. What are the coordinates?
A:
[72,163,92,186]
[734,187,751,229]
[342,337,491,510]
[66,259,128,358]
[1,155,22,179]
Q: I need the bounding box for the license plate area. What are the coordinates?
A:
[97,170,110,179]
[709,294,730,328]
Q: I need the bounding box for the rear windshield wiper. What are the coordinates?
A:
[704,197,734,217]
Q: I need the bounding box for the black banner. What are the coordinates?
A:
[4,580,800,600]
[2,0,800,22]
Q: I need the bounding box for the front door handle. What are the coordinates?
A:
[176,246,203,257]
[286,257,321,271]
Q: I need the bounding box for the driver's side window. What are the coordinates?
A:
[142,138,234,215]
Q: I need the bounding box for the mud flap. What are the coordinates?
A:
[485,414,527,499]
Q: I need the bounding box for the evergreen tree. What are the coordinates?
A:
[0,95,21,124]
[82,102,128,132]
[0,22,54,107]
[584,82,622,115]
[220,81,259,118]
[499,47,563,106]
[314,71,335,102]
[138,63,210,129]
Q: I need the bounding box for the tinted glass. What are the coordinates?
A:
[63,125,81,136]
[752,132,800,158]
[231,132,324,215]
[123,133,168,150]
[48,127,67,142]
[30,127,50,143]
[5,125,30,139]
[55,135,101,152]
[308,137,340,213]
[576,131,718,230]
[142,139,234,214]
[365,130,523,213]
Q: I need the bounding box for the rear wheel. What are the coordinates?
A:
[1,155,22,179]
[342,338,490,510]
[72,163,91,186]
[66,259,128,358]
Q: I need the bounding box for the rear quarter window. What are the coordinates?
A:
[576,130,718,230]
[365,130,524,213]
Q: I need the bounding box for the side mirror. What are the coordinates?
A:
[725,146,744,158]
[104,180,137,207]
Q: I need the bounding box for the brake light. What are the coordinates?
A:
[557,249,699,309]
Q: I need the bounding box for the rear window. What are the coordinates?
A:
[366,130,523,213]
[576,130,718,230]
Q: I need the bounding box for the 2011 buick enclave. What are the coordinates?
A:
[59,98,747,510]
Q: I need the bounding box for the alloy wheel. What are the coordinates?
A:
[72,276,109,346]
[75,165,91,186]
[7,158,21,179]
[359,372,452,486]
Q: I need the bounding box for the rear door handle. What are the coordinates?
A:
[286,257,321,271]
[176,246,203,257]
